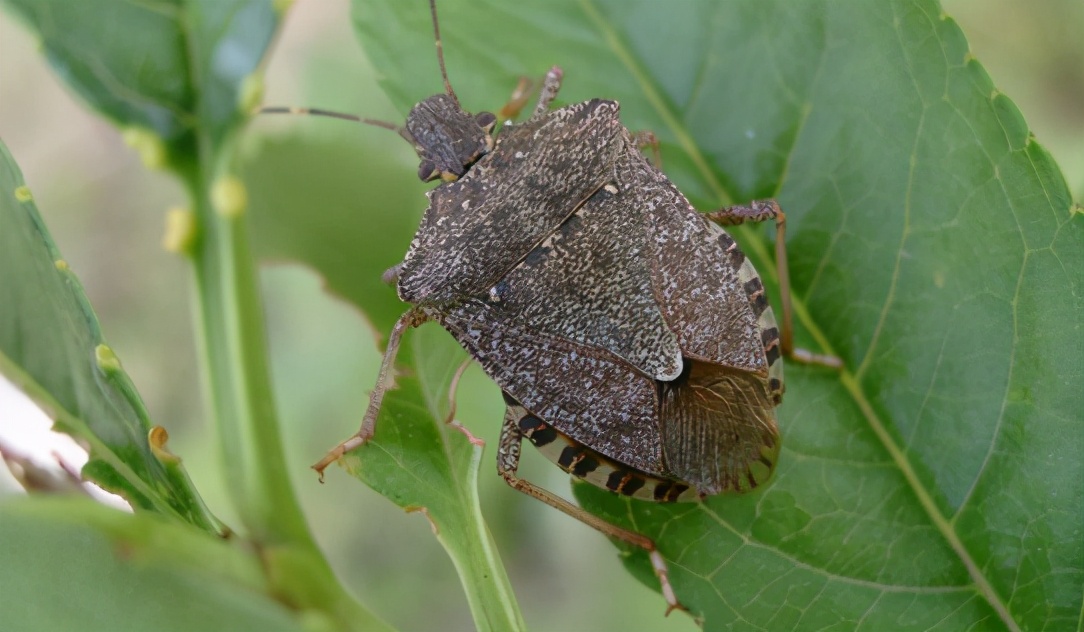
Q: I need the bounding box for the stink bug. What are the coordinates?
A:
[269,0,841,614]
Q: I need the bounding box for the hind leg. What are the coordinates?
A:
[497,406,684,615]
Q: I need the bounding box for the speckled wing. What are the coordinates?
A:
[486,174,684,382]
[398,99,626,305]
[436,298,667,477]
[616,141,781,495]
[626,153,768,375]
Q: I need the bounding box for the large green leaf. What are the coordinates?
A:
[0,0,311,547]
[1,2,399,629]
[2,0,279,160]
[249,0,1082,629]
[0,140,219,531]
[0,497,303,632]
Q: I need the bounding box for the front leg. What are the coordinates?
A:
[497,77,535,122]
[312,307,431,479]
[526,67,563,122]
[705,200,842,368]
[496,66,563,125]
[630,130,662,169]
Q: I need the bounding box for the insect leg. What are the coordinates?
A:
[498,66,563,124]
[497,412,684,615]
[381,263,402,285]
[442,357,484,446]
[312,307,432,479]
[527,66,564,123]
[703,201,842,368]
[630,130,662,169]
[498,77,535,122]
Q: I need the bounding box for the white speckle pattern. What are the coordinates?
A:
[394,94,783,495]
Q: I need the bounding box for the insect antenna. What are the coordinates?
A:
[428,0,459,107]
[257,106,415,144]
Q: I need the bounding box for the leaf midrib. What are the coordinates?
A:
[576,0,1019,628]
[409,339,526,631]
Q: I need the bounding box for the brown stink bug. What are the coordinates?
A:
[268,0,841,614]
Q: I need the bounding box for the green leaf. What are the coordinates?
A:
[0,0,317,549]
[0,4,400,627]
[0,140,220,532]
[0,497,305,632]
[341,325,525,632]
[567,3,1083,629]
[1,0,280,162]
[249,0,1081,629]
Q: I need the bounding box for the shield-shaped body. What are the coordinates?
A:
[398,98,784,498]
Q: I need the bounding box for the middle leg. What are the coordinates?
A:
[704,201,842,368]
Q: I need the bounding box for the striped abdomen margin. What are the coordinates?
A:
[507,401,700,503]
[712,226,785,405]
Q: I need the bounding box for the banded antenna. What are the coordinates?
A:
[257,107,415,144]
[257,0,460,138]
[428,0,459,106]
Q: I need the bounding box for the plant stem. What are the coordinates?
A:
[183,150,392,631]
[187,165,305,546]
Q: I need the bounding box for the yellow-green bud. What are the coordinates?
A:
[211,176,248,218]
[95,344,121,374]
[121,127,167,170]
[148,426,180,464]
[162,206,197,255]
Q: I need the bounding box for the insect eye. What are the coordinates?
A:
[475,111,497,132]
[417,160,439,182]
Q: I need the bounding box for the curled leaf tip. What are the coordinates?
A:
[211,176,248,218]
[14,185,33,202]
[94,344,121,373]
[149,426,181,464]
[162,206,197,255]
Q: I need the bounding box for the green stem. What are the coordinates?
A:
[187,164,304,546]
[182,148,392,631]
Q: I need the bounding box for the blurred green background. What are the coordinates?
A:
[0,0,1080,630]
